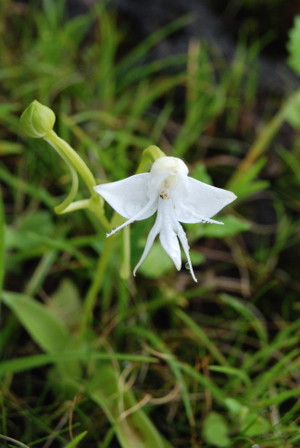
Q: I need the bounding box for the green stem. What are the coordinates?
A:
[135,145,165,174]
[44,130,96,194]
[54,163,79,214]
[86,195,111,230]
[120,225,130,279]
[58,198,91,214]
[44,130,110,229]
[78,234,116,339]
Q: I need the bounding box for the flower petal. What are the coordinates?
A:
[174,177,236,223]
[93,173,156,220]
[175,222,198,282]
[159,225,182,271]
[133,213,162,276]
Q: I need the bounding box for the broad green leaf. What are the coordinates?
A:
[224,398,248,418]
[201,215,250,238]
[2,291,70,353]
[138,241,204,279]
[48,278,82,329]
[6,210,54,251]
[242,411,271,437]
[203,412,230,447]
[139,242,174,278]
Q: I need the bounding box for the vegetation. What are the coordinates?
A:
[1,1,300,447]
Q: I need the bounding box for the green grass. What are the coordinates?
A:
[1,1,300,447]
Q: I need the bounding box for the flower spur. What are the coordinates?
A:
[94,156,237,282]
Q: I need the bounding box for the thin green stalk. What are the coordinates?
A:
[0,189,5,293]
[120,225,130,279]
[25,250,58,297]
[135,145,165,174]
[78,234,116,339]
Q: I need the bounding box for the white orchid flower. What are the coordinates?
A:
[94,156,236,282]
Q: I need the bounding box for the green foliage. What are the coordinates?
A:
[203,412,230,447]
[63,431,88,448]
[2,292,71,353]
[283,90,300,127]
[0,189,5,292]
[138,242,175,278]
[287,16,300,75]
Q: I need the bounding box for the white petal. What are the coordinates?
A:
[133,214,162,276]
[106,194,158,236]
[93,173,156,220]
[174,177,236,224]
[175,204,224,225]
[175,222,198,282]
[159,225,182,270]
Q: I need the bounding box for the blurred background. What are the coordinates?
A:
[1,1,300,447]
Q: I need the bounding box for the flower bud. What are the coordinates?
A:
[20,100,56,138]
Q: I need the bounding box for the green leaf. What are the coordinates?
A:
[0,352,157,377]
[6,210,55,251]
[283,90,300,128]
[228,157,268,198]
[287,16,300,75]
[2,291,70,353]
[209,365,251,386]
[191,164,212,185]
[220,294,268,344]
[63,431,88,448]
[242,411,271,437]
[224,398,247,418]
[201,215,250,238]
[139,242,174,278]
[48,278,82,330]
[203,412,230,447]
[0,140,23,155]
[0,189,5,292]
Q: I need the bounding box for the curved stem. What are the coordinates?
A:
[54,164,79,214]
[135,145,165,174]
[44,130,96,194]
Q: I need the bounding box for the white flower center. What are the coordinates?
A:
[149,156,189,199]
[151,156,189,177]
